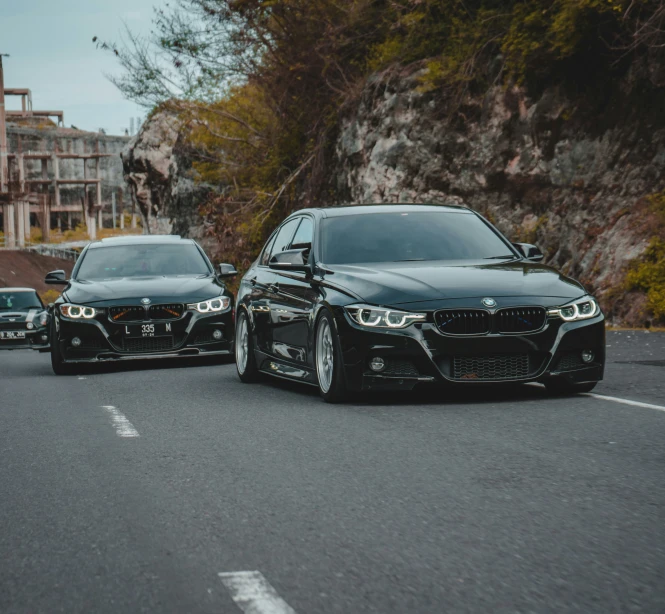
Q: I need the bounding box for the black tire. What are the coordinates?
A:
[50,321,74,376]
[235,309,261,383]
[544,379,597,396]
[314,308,348,403]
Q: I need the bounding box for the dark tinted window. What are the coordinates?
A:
[291,218,313,247]
[0,291,43,311]
[320,212,514,264]
[76,244,211,279]
[270,218,301,255]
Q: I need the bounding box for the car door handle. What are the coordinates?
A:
[269,282,280,293]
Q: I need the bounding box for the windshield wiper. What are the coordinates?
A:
[484,255,517,260]
[393,258,425,262]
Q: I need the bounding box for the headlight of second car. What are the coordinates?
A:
[548,297,599,322]
[60,304,98,319]
[187,297,231,313]
[346,304,426,329]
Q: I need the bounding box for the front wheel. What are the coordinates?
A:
[315,309,348,403]
[544,379,597,396]
[236,309,260,383]
[50,322,74,376]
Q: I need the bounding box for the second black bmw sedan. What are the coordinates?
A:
[235,204,605,402]
[46,235,237,374]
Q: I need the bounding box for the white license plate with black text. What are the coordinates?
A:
[0,331,26,340]
[123,323,173,338]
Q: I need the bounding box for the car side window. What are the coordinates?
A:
[260,233,278,266]
[270,218,301,257]
[290,218,313,248]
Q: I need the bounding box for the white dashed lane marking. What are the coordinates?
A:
[584,393,665,413]
[102,406,140,438]
[219,571,297,614]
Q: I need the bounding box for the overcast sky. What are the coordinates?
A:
[1,0,163,135]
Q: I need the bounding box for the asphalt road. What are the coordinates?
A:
[1,331,664,613]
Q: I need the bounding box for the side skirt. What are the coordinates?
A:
[255,349,318,386]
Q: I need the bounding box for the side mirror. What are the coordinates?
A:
[45,270,68,285]
[269,248,310,273]
[218,263,238,277]
[48,303,55,311]
[513,243,544,262]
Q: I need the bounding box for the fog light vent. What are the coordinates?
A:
[71,337,82,348]
[212,329,223,340]
[369,357,386,372]
[581,350,595,363]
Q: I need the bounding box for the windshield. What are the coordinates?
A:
[320,211,516,264]
[0,291,43,311]
[75,244,212,280]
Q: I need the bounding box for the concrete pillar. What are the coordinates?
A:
[120,209,125,229]
[97,207,102,231]
[66,212,71,229]
[131,213,137,229]
[24,202,30,243]
[41,198,50,242]
[41,160,50,242]
[89,215,96,240]
[51,153,60,208]
[4,204,16,248]
[95,156,102,224]
[17,202,25,248]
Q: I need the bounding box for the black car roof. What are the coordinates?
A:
[87,235,193,248]
[291,203,472,219]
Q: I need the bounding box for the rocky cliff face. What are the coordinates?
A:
[332,63,665,326]
[123,62,664,325]
[121,109,215,243]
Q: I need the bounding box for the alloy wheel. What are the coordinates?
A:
[316,318,334,393]
[236,315,249,374]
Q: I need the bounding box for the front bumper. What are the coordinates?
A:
[333,308,605,392]
[54,309,234,363]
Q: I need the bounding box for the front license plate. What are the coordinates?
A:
[123,323,174,338]
[0,331,26,340]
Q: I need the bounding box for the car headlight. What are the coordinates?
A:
[548,297,599,322]
[187,296,231,313]
[346,304,426,329]
[39,313,49,327]
[60,303,97,319]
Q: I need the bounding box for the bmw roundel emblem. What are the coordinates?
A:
[141,298,151,305]
[482,297,497,308]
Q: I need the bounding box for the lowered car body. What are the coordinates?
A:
[47,235,236,374]
[235,204,605,402]
[0,288,50,351]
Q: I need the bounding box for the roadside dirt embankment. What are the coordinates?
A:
[0,251,74,297]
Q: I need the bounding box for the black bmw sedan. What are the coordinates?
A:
[0,288,50,351]
[46,235,237,374]
[235,203,605,402]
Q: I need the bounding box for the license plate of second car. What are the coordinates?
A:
[0,331,26,339]
[123,323,172,338]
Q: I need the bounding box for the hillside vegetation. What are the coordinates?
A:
[102,0,665,323]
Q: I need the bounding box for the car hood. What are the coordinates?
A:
[324,260,587,307]
[64,275,223,306]
[0,309,45,323]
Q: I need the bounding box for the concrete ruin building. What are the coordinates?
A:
[0,57,133,247]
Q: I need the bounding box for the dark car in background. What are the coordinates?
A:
[0,288,50,351]
[235,203,605,402]
[46,235,237,375]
